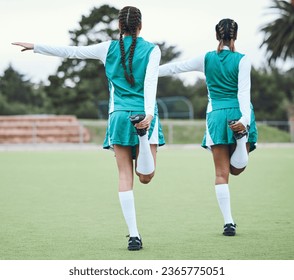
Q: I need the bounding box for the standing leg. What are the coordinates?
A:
[211,145,236,236]
[114,145,142,250]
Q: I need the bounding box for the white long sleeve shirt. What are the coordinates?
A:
[159,47,251,127]
[34,40,161,116]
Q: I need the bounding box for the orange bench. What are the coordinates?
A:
[0,115,90,144]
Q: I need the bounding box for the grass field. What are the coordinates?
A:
[0,146,293,260]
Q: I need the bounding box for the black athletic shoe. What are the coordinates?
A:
[127,236,143,251]
[223,223,237,236]
[129,114,147,136]
[228,120,249,140]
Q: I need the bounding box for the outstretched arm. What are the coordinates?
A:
[12,42,34,52]
[159,54,205,77]
[12,41,112,63]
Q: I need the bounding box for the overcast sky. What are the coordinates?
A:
[1,0,276,84]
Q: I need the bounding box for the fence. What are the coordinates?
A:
[81,119,293,144]
[98,96,194,119]
[1,117,292,145]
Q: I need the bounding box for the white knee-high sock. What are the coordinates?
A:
[119,191,139,238]
[215,184,234,225]
[230,136,248,169]
[136,134,154,175]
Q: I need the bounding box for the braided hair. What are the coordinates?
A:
[118,6,142,86]
[215,19,238,53]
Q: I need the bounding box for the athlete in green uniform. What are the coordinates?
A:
[13,6,165,250]
[159,18,258,236]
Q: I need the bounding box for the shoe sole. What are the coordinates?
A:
[129,115,147,136]
[223,232,236,236]
[129,114,145,125]
[128,246,142,251]
[228,120,249,140]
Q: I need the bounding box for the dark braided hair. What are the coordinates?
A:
[215,19,238,53]
[118,6,142,86]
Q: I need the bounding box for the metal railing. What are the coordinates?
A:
[80,119,293,144]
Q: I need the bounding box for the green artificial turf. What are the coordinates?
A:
[0,146,293,260]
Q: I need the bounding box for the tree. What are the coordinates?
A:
[0,65,48,115]
[1,65,32,104]
[251,67,289,121]
[259,0,294,65]
[259,0,294,140]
